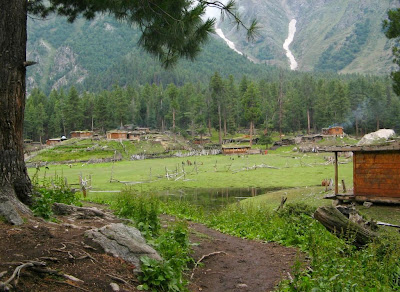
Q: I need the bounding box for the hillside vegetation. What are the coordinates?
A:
[219,0,397,73]
[26,1,399,94]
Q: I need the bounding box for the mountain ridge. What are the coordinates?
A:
[26,1,398,93]
[219,0,398,73]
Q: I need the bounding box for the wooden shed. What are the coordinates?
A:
[222,145,251,155]
[106,130,129,140]
[128,131,141,141]
[322,126,344,136]
[193,137,211,145]
[46,138,62,146]
[135,127,150,134]
[70,131,93,138]
[323,142,400,204]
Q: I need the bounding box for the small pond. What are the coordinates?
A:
[158,187,281,210]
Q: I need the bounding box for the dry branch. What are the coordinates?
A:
[32,267,84,283]
[0,261,45,291]
[190,251,227,279]
[232,164,279,173]
[46,279,90,292]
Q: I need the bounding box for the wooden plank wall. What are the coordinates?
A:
[354,151,400,198]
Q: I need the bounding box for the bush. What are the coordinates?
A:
[114,192,161,238]
[138,221,192,292]
[31,173,81,219]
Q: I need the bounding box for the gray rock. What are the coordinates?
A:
[363,201,373,208]
[357,129,395,146]
[85,223,161,272]
[110,283,120,291]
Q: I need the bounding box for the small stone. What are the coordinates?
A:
[110,282,120,291]
[363,201,373,208]
[237,283,248,288]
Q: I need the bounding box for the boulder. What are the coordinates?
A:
[85,223,161,272]
[357,129,395,146]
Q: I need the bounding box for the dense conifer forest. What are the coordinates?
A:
[24,72,400,142]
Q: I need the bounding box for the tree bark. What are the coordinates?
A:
[249,120,253,147]
[218,103,222,145]
[0,0,33,224]
[172,108,176,131]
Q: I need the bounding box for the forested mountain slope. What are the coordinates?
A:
[218,0,399,73]
[27,15,278,94]
[27,1,399,94]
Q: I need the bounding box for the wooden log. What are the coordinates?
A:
[314,206,378,246]
[342,179,347,193]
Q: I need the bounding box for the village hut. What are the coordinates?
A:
[322,126,344,136]
[192,137,211,145]
[128,131,141,141]
[322,141,400,204]
[106,130,129,140]
[222,145,251,155]
[135,127,150,134]
[70,131,94,138]
[46,138,63,146]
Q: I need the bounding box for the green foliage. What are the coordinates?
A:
[258,132,273,148]
[162,199,400,291]
[112,192,192,291]
[31,173,81,219]
[138,221,192,292]
[114,192,161,238]
[316,20,371,72]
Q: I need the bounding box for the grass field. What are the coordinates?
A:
[29,143,400,226]
[27,140,400,291]
[29,146,353,204]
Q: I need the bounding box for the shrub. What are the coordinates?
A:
[31,173,81,219]
[114,192,160,238]
[138,221,191,292]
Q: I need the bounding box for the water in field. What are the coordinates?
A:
[158,187,280,210]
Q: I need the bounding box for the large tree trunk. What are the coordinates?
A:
[0,0,33,224]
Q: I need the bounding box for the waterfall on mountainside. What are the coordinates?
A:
[283,19,298,70]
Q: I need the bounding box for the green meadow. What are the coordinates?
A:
[29,146,400,291]
[29,146,353,203]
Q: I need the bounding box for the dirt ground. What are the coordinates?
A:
[0,206,301,292]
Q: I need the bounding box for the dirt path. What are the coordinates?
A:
[188,222,301,292]
[0,208,301,291]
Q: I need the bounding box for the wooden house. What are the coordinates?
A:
[322,142,400,203]
[193,137,211,145]
[222,145,251,155]
[106,130,129,140]
[70,131,93,138]
[322,126,344,136]
[135,127,150,134]
[46,138,62,146]
[128,131,141,141]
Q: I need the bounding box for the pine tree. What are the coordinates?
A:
[1,0,257,224]
[242,82,261,146]
[210,72,224,144]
